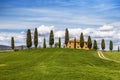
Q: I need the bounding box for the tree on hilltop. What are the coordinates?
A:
[87,36,92,49]
[11,37,15,50]
[101,39,105,51]
[26,29,32,48]
[43,38,46,48]
[49,30,54,48]
[109,40,113,51]
[59,37,61,48]
[80,32,84,48]
[34,28,38,48]
[74,38,76,49]
[65,28,69,46]
[93,40,98,50]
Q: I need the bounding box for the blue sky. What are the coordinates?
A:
[0,0,120,50]
[0,0,120,29]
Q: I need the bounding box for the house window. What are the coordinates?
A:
[69,46,71,48]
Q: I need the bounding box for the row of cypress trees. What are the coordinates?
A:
[74,32,96,50]
[11,28,39,49]
[26,28,58,48]
[65,28,113,51]
[79,33,113,51]
[101,39,113,51]
[26,28,60,49]
[11,28,113,51]
[11,28,67,49]
[64,28,113,51]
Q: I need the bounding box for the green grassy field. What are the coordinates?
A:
[104,51,120,62]
[0,48,120,80]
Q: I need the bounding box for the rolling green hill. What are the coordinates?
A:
[0,48,120,80]
[104,51,120,62]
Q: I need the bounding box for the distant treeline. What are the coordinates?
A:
[10,28,119,51]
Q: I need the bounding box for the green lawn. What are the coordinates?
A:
[0,48,120,80]
[104,51,120,62]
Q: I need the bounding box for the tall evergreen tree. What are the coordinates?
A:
[11,37,15,50]
[65,28,69,46]
[43,38,46,48]
[87,36,92,49]
[118,46,119,52]
[101,39,105,51]
[74,38,76,49]
[80,32,84,48]
[49,30,54,48]
[26,29,32,48]
[34,28,38,48]
[109,40,113,51]
[59,37,61,48]
[93,40,98,50]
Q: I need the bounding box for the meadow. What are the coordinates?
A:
[0,48,120,80]
[104,51,120,62]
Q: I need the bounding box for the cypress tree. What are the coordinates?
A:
[21,45,23,50]
[87,36,92,49]
[93,40,98,50]
[101,39,105,51]
[49,30,54,48]
[65,28,69,46]
[109,40,113,51]
[11,37,15,50]
[80,32,84,48]
[34,28,38,48]
[118,46,119,52]
[26,29,32,48]
[74,38,76,49]
[59,37,61,48]
[43,38,46,48]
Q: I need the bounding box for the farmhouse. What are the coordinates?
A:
[64,40,88,49]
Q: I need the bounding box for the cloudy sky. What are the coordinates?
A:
[0,0,120,50]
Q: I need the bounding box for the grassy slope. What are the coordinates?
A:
[0,48,120,80]
[104,51,120,62]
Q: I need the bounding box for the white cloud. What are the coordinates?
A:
[0,24,120,50]
[92,4,118,11]
[0,7,108,29]
[53,24,120,50]
[0,32,25,46]
[99,25,114,31]
[109,21,120,27]
[54,28,95,39]
[52,24,119,50]
[0,20,39,29]
[37,25,54,36]
[55,31,65,38]
[69,28,81,37]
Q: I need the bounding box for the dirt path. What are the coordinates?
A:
[97,51,120,63]
[97,51,109,60]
